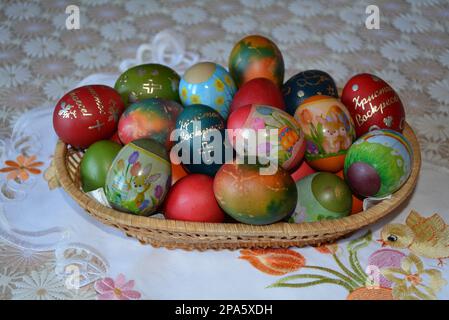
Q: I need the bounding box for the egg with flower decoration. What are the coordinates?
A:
[53,85,125,149]
[213,163,297,225]
[227,104,306,171]
[341,73,405,137]
[179,62,236,119]
[105,138,171,216]
[117,98,183,148]
[294,95,356,172]
[344,129,412,198]
[229,35,284,88]
[174,104,229,176]
[289,172,352,223]
[283,70,338,116]
[114,63,181,106]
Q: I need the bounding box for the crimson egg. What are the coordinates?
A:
[164,174,225,223]
[53,85,125,149]
[230,78,285,114]
[341,73,405,137]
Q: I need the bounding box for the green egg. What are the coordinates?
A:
[290,172,352,223]
[80,140,122,192]
[114,63,180,106]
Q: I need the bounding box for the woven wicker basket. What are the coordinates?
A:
[53,123,421,251]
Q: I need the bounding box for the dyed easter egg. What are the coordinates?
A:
[114,63,180,106]
[291,160,316,182]
[179,62,236,119]
[117,98,182,148]
[164,174,225,223]
[344,129,412,198]
[228,35,284,88]
[53,85,125,149]
[336,170,364,214]
[227,104,306,171]
[213,163,297,225]
[174,104,228,176]
[105,139,171,216]
[341,73,405,137]
[283,70,338,116]
[170,162,188,185]
[230,78,285,113]
[80,140,122,192]
[294,95,356,172]
[289,172,352,223]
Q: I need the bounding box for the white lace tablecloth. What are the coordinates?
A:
[0,0,448,300]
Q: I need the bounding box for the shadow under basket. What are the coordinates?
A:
[53,123,421,251]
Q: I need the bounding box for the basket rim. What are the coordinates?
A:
[54,123,421,238]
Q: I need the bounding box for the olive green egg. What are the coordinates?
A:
[80,140,122,192]
[114,63,181,106]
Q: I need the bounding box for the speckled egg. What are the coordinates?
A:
[114,63,180,106]
[117,98,182,148]
[227,104,306,171]
[289,172,352,223]
[213,163,297,225]
[105,138,171,216]
[179,62,236,119]
[228,35,284,88]
[344,129,413,198]
[283,70,338,116]
[174,104,228,176]
[294,95,356,172]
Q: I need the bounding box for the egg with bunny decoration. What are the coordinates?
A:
[105,138,171,216]
[294,95,356,172]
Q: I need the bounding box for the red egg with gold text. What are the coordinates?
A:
[53,85,125,148]
[341,73,405,137]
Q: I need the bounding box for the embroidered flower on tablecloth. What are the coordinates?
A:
[272,24,308,45]
[201,41,233,63]
[172,7,207,25]
[100,22,136,42]
[381,254,447,300]
[73,47,112,69]
[5,2,41,20]
[240,0,275,9]
[0,26,11,45]
[43,76,78,100]
[0,243,54,272]
[0,65,32,88]
[393,13,432,33]
[12,270,67,300]
[0,154,43,182]
[288,0,323,17]
[380,40,420,63]
[221,15,257,34]
[412,113,449,140]
[23,37,62,59]
[94,274,141,300]
[428,79,449,105]
[314,244,339,255]
[324,33,362,53]
[125,0,160,16]
[88,4,127,22]
[239,249,306,276]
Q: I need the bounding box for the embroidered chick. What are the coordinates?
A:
[379,210,449,266]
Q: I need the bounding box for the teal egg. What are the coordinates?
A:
[105,139,171,216]
[179,62,236,119]
[289,172,352,222]
[174,104,229,176]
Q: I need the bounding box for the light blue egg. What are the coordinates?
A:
[179,62,236,120]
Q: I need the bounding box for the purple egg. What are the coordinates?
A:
[346,162,381,196]
[367,249,406,288]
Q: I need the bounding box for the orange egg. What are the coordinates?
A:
[171,162,188,185]
[336,170,363,214]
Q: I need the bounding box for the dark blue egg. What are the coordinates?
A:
[282,70,338,116]
[174,104,229,176]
